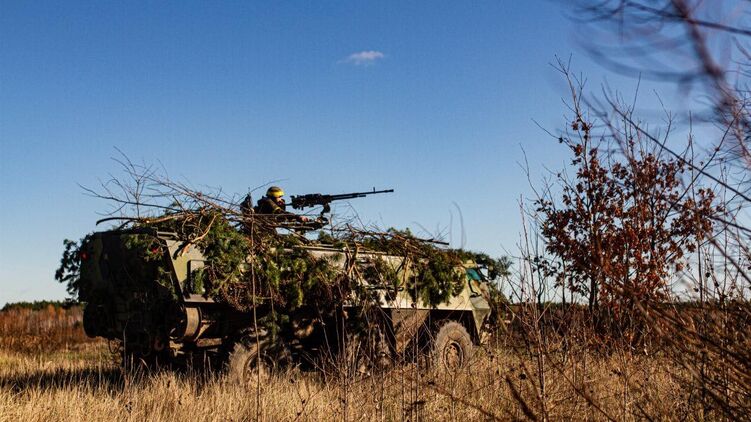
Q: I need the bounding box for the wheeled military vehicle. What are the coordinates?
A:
[78,227,492,378]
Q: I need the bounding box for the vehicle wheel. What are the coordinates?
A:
[121,349,172,373]
[120,334,173,373]
[345,326,391,377]
[226,339,270,384]
[226,336,289,384]
[432,320,473,373]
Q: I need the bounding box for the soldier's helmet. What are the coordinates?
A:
[266,186,285,199]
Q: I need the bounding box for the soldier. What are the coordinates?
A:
[256,186,310,222]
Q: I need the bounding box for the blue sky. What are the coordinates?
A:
[0,1,675,305]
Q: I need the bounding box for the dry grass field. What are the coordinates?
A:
[0,342,694,421]
[1,305,735,421]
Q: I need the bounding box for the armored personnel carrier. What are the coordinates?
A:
[77,226,492,378]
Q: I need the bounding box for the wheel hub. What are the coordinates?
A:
[443,340,464,371]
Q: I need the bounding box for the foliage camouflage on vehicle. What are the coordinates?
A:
[57,212,506,311]
[56,207,507,372]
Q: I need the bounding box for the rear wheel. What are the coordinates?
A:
[120,331,173,373]
[226,335,289,384]
[227,341,269,384]
[121,348,173,373]
[432,320,473,373]
[344,325,391,377]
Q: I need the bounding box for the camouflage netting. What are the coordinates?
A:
[117,210,494,310]
[56,207,510,346]
[58,207,508,317]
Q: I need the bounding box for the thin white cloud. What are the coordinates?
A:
[340,50,385,66]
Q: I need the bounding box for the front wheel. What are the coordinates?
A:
[432,320,473,373]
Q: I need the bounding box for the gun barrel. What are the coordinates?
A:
[329,188,394,200]
[290,188,394,210]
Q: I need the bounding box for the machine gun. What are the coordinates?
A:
[290,188,394,215]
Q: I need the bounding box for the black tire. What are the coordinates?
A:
[226,335,291,384]
[432,320,473,373]
[226,338,273,384]
[120,333,173,374]
[344,326,391,377]
[121,349,172,373]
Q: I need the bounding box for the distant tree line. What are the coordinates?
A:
[1,299,78,312]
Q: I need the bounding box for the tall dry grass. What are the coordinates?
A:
[0,342,697,421]
[0,303,740,422]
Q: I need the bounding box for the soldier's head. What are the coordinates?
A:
[266,186,285,204]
